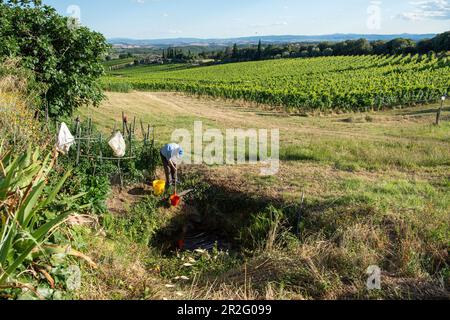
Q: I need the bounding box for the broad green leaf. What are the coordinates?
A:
[31,211,72,244]
[0,211,71,285]
[41,169,72,208]
[17,181,45,226]
[0,225,16,267]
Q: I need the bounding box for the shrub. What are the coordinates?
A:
[0,0,109,117]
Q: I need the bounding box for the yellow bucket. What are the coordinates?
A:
[153,180,166,196]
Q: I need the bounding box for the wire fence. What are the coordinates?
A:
[53,113,158,189]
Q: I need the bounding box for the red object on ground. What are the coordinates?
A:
[177,239,185,250]
[170,194,181,207]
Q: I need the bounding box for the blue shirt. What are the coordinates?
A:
[160,143,183,162]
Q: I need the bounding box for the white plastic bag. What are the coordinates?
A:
[108,131,126,158]
[56,122,75,154]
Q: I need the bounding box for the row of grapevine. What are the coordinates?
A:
[103,55,450,111]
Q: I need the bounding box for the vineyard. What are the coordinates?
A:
[103,54,450,111]
[103,57,136,71]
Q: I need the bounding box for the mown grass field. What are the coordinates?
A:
[76,91,450,300]
[103,55,450,111]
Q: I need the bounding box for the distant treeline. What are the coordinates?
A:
[198,31,450,63]
[163,47,198,62]
[110,31,450,66]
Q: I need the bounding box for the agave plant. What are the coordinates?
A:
[0,144,87,286]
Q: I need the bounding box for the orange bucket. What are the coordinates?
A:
[170,194,181,207]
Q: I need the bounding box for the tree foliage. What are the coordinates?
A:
[0,0,109,116]
[201,31,450,63]
[432,31,450,52]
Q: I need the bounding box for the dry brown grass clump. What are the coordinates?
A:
[75,231,177,300]
[0,58,46,150]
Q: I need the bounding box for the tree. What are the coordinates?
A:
[318,42,333,51]
[224,46,233,59]
[335,39,373,55]
[352,39,373,55]
[334,41,349,55]
[310,46,321,57]
[417,39,434,54]
[372,40,387,55]
[257,40,263,60]
[299,50,309,58]
[232,43,239,60]
[282,51,290,58]
[0,0,109,117]
[432,31,450,52]
[386,38,417,54]
[323,48,334,56]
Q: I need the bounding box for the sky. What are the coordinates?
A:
[42,0,450,39]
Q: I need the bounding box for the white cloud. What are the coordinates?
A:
[398,0,450,21]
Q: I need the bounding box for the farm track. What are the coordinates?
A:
[86,91,450,147]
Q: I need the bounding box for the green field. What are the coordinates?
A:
[103,57,136,69]
[103,54,450,111]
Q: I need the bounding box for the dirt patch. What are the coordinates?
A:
[107,183,153,216]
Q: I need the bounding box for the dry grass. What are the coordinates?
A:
[0,59,46,150]
[184,235,448,300]
[75,229,177,300]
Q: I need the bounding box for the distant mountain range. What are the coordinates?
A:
[109,33,436,48]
